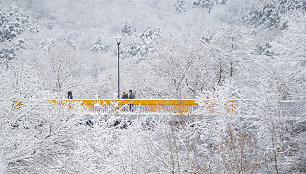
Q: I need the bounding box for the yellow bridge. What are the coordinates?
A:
[50,99,235,114]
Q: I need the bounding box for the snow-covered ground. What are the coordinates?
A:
[0,158,4,174]
[0,0,305,173]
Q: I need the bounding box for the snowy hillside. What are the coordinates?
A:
[1,0,304,99]
[0,0,305,173]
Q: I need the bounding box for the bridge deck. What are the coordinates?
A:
[50,99,235,114]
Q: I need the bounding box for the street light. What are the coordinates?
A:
[116,36,122,99]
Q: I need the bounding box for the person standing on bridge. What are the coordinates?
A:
[128,90,135,99]
[68,91,73,99]
[122,92,128,99]
[128,90,135,112]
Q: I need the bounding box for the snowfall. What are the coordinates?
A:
[0,0,305,173]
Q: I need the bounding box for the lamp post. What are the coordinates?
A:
[116,36,122,99]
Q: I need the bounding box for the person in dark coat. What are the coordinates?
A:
[68,91,73,99]
[122,92,128,99]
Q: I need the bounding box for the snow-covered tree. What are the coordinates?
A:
[175,0,186,13]
[91,37,108,52]
[0,6,37,61]
[121,21,136,36]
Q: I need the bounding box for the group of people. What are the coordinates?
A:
[122,90,135,99]
[67,90,136,99]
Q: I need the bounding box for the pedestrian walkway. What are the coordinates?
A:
[49,99,236,114]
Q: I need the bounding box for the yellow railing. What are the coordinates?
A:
[50,99,235,114]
